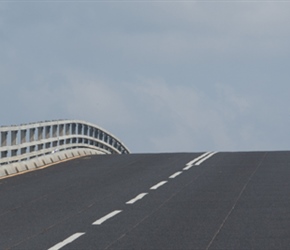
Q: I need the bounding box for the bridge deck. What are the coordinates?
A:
[1,151,290,249]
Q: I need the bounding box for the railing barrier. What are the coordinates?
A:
[0,119,130,178]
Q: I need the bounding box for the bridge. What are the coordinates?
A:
[1,121,290,249]
[0,119,129,178]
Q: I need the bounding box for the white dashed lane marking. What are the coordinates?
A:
[48,232,85,250]
[126,193,148,204]
[93,210,122,225]
[183,165,193,170]
[150,181,168,190]
[47,152,219,249]
[169,171,182,179]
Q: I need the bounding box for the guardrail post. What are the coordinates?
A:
[11,129,18,157]
[45,126,51,149]
[38,127,44,152]
[78,123,82,135]
[72,123,76,135]
[59,124,64,137]
[30,128,35,142]
[21,130,27,155]
[65,124,70,135]
[45,126,51,139]
[52,125,58,147]
[78,124,83,144]
[95,129,99,139]
[29,128,36,154]
[11,130,18,146]
[1,131,8,160]
[59,124,65,146]
[71,123,77,145]
[52,125,58,138]
[65,123,71,145]
[1,131,7,147]
[89,126,93,137]
[84,125,88,136]
[38,127,43,141]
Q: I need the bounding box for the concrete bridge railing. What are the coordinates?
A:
[0,119,130,177]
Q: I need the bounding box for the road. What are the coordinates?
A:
[1,151,290,249]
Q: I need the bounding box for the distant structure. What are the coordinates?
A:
[0,120,130,177]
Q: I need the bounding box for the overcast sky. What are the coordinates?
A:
[1,0,290,153]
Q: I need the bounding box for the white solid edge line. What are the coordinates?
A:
[185,152,212,166]
[169,171,182,178]
[195,152,217,166]
[126,193,148,204]
[93,210,122,225]
[150,181,168,190]
[48,232,85,250]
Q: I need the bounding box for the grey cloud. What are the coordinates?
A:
[1,2,290,152]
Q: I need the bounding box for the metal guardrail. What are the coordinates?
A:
[0,120,130,177]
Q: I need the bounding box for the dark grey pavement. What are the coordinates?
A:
[1,151,290,249]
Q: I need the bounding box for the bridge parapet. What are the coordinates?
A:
[0,120,130,177]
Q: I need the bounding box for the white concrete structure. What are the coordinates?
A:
[0,120,130,177]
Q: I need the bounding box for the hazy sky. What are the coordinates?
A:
[1,0,290,153]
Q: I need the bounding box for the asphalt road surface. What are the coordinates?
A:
[1,151,290,249]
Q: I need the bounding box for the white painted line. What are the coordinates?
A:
[48,232,85,250]
[183,165,193,170]
[169,171,182,179]
[92,210,122,225]
[150,181,167,190]
[185,152,212,167]
[126,193,148,204]
[195,152,217,166]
